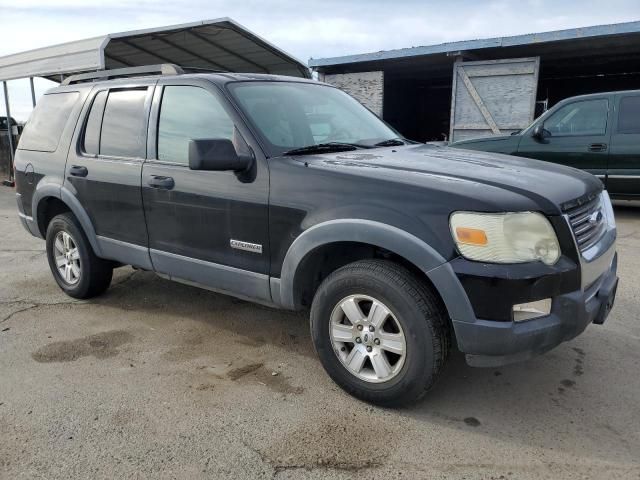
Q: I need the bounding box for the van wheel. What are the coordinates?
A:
[45,213,113,299]
[310,259,450,407]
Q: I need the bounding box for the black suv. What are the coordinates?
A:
[14,65,618,406]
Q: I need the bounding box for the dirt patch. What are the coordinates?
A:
[31,330,133,363]
[228,362,264,380]
[260,412,396,471]
[193,383,216,391]
[463,417,481,427]
[227,363,304,395]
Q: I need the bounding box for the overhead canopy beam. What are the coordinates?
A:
[105,53,134,67]
[150,34,229,71]
[187,29,269,74]
[119,39,177,65]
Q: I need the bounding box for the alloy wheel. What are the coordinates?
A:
[53,231,81,285]
[329,294,407,383]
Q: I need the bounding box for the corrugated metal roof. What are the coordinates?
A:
[0,18,310,81]
[309,20,640,68]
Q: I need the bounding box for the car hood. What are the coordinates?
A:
[302,144,602,213]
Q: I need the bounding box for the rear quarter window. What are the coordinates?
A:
[18,92,80,152]
[617,96,640,134]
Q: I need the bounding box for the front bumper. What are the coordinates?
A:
[453,252,617,367]
[448,195,618,367]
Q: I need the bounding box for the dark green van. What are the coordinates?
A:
[451,90,640,199]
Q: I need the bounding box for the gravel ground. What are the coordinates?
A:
[0,186,639,479]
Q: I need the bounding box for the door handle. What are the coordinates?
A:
[69,165,88,177]
[588,143,608,152]
[148,175,175,190]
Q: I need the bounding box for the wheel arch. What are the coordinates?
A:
[33,183,102,257]
[274,219,476,324]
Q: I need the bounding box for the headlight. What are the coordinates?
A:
[450,211,560,265]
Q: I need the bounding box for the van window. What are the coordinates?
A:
[617,96,640,134]
[544,99,608,136]
[157,86,234,164]
[100,89,148,158]
[18,92,80,152]
[83,91,107,155]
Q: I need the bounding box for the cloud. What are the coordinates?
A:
[1,0,639,120]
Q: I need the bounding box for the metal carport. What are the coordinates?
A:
[0,17,311,185]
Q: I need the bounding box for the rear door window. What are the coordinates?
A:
[99,89,148,158]
[617,96,640,134]
[18,92,80,152]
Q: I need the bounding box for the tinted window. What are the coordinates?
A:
[83,91,107,155]
[100,89,148,158]
[157,86,234,164]
[18,92,79,152]
[617,96,640,134]
[544,99,608,136]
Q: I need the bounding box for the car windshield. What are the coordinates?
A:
[228,81,400,156]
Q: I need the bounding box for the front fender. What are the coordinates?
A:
[273,219,476,324]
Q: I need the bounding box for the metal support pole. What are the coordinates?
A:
[29,77,36,107]
[2,80,15,186]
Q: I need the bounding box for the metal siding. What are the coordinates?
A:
[0,37,105,81]
[449,58,540,143]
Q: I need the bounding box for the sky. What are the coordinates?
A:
[1,0,640,120]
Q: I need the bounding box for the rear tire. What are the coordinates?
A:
[45,213,113,299]
[310,259,450,407]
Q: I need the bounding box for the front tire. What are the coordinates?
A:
[45,213,113,299]
[311,260,450,406]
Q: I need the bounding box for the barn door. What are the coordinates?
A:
[449,57,540,143]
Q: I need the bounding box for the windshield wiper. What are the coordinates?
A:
[283,142,365,156]
[374,138,406,147]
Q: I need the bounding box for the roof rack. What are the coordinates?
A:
[179,66,226,74]
[61,64,184,85]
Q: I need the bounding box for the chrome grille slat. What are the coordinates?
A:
[573,222,593,236]
[563,194,606,253]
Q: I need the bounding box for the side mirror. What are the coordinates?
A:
[188,139,252,172]
[532,124,550,141]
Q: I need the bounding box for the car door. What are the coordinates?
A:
[516,97,611,179]
[141,78,271,302]
[65,82,155,269]
[607,94,640,197]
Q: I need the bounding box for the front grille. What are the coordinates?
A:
[564,194,606,252]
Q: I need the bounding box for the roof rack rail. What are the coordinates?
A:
[61,64,184,86]
[179,66,226,74]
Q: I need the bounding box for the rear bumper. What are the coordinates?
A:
[454,252,617,367]
[16,193,41,238]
